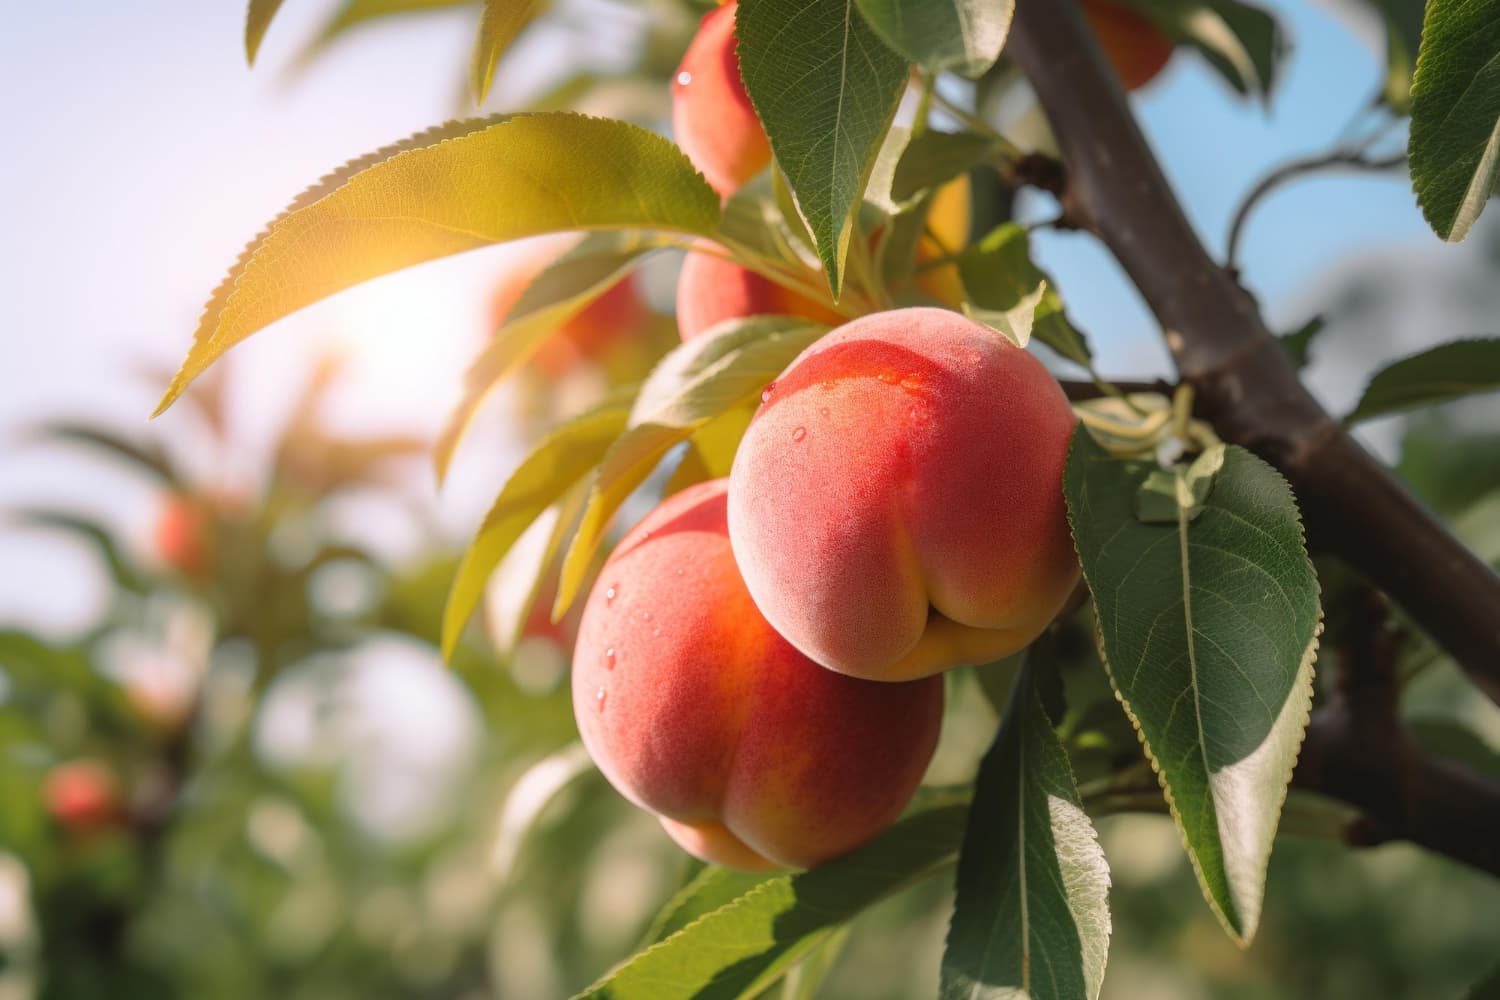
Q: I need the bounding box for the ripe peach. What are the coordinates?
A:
[1083,0,1174,91]
[675,249,843,341]
[43,759,124,832]
[727,307,1079,682]
[155,492,212,579]
[672,2,771,197]
[571,478,942,870]
[489,254,648,378]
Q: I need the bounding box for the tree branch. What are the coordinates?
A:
[1292,589,1500,877]
[1007,0,1500,707]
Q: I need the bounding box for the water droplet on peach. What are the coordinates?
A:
[792,426,806,442]
[605,583,619,605]
[819,407,830,418]
[595,687,607,710]
[676,70,693,87]
[604,647,616,670]
[761,381,777,403]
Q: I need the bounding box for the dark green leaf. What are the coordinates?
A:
[1135,0,1283,98]
[959,224,1093,366]
[576,805,967,999]
[1346,338,1500,424]
[27,422,178,487]
[156,113,719,414]
[737,0,911,298]
[1278,316,1323,371]
[941,659,1111,1000]
[8,510,146,593]
[854,0,1012,78]
[1065,434,1320,943]
[891,129,1000,203]
[1409,0,1500,241]
[1408,717,1500,781]
[1465,957,1500,999]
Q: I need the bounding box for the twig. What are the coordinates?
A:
[1226,150,1408,271]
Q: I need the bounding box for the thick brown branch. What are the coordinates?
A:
[1008,0,1500,706]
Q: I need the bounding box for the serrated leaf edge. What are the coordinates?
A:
[1065,442,1322,947]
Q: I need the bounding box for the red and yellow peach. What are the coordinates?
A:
[571,478,942,870]
[727,307,1079,682]
[671,1,771,198]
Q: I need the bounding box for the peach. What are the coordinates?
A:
[155,492,212,579]
[675,248,843,341]
[489,253,648,378]
[672,2,771,197]
[1083,0,1174,91]
[43,759,124,832]
[910,175,971,306]
[727,307,1079,682]
[571,478,942,870]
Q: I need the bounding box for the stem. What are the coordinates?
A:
[1225,150,1407,271]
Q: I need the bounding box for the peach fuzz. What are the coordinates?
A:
[675,248,843,342]
[672,1,770,198]
[1082,0,1174,91]
[571,478,942,870]
[727,307,1079,682]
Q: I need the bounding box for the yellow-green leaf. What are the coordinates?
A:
[441,400,630,661]
[553,317,827,618]
[246,0,289,64]
[472,0,549,103]
[157,113,719,416]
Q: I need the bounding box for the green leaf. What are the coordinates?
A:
[1407,716,1500,781]
[941,658,1111,1000]
[156,113,719,415]
[245,0,289,64]
[1364,0,1426,110]
[576,805,967,1000]
[26,422,178,487]
[471,0,548,103]
[777,927,852,1000]
[1136,0,1284,98]
[1134,445,1224,525]
[1464,957,1500,1000]
[736,0,911,298]
[553,317,827,617]
[1345,338,1500,424]
[440,400,630,661]
[891,129,1000,203]
[9,510,146,594]
[643,866,779,945]
[1277,316,1323,371]
[1065,434,1320,943]
[293,0,476,68]
[853,0,1012,78]
[959,224,1093,367]
[1409,0,1500,241]
[433,231,665,480]
[491,742,597,880]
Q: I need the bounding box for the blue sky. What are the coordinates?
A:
[0,0,1492,631]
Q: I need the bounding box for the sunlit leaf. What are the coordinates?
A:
[157,113,719,415]
[553,317,826,617]
[246,0,289,64]
[854,0,1012,78]
[1346,339,1500,424]
[642,866,779,945]
[1409,0,1500,241]
[737,0,911,298]
[294,0,476,68]
[441,399,631,661]
[472,0,549,103]
[433,231,666,480]
[576,805,967,999]
[1065,434,1320,943]
[959,224,1093,366]
[941,658,1111,1000]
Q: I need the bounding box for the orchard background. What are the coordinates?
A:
[3,1,1500,998]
